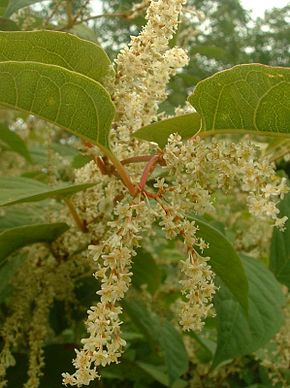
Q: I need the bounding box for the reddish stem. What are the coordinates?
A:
[121,155,153,165]
[138,154,160,191]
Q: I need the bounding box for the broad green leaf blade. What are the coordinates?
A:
[0,176,96,206]
[159,321,188,386]
[0,124,31,161]
[188,64,290,136]
[132,249,161,294]
[270,192,290,287]
[0,222,69,263]
[4,0,46,17]
[0,16,18,30]
[133,113,201,148]
[136,362,187,388]
[0,204,44,231]
[124,300,188,384]
[0,0,9,16]
[0,61,115,148]
[0,31,112,84]
[123,300,160,345]
[213,255,284,368]
[192,217,248,313]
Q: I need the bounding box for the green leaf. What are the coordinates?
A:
[0,30,112,84]
[188,64,290,137]
[192,217,248,313]
[132,249,161,294]
[0,61,115,148]
[0,204,44,231]
[0,16,18,30]
[159,321,188,386]
[136,362,187,388]
[0,222,69,263]
[213,255,284,367]
[133,113,201,148]
[4,0,46,17]
[270,192,290,287]
[0,176,96,207]
[0,124,31,161]
[190,45,226,60]
[0,0,9,16]
[124,300,188,385]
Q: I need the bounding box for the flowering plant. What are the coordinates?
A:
[0,1,289,387]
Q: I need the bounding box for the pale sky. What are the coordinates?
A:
[240,0,289,16]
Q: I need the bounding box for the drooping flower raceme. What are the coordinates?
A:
[62,198,157,386]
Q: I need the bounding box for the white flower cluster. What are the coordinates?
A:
[62,198,156,386]
[158,204,216,331]
[178,251,215,331]
[114,0,189,145]
[163,134,289,229]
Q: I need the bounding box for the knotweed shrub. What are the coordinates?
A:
[0,1,289,387]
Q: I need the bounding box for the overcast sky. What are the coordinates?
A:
[241,0,289,16]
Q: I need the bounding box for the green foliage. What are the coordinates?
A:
[213,255,284,367]
[270,192,290,287]
[193,217,248,312]
[131,249,161,294]
[0,205,44,231]
[0,16,18,30]
[0,123,31,161]
[124,300,189,385]
[0,61,115,148]
[4,0,46,17]
[0,222,68,263]
[133,113,201,148]
[0,31,113,84]
[0,176,96,206]
[189,64,290,136]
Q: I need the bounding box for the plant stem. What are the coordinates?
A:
[101,148,137,196]
[121,155,153,165]
[65,198,87,233]
[65,0,74,28]
[138,154,160,191]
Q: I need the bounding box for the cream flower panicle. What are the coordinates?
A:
[62,198,156,386]
[163,134,288,229]
[113,0,189,151]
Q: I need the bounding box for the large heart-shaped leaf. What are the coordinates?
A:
[0,222,69,263]
[0,30,112,84]
[0,61,115,148]
[189,64,290,137]
[133,113,201,148]
[270,192,290,287]
[0,176,96,206]
[192,217,248,313]
[213,255,284,367]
